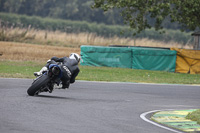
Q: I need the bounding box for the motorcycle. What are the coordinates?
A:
[27,64,63,96]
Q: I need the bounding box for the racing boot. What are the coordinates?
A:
[62,84,69,89]
[62,81,70,89]
[34,67,48,77]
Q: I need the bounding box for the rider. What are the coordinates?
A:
[34,53,80,89]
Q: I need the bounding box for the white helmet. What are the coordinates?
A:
[69,53,80,62]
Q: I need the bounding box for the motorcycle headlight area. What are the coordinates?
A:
[51,66,60,75]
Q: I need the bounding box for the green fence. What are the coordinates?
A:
[132,49,177,72]
[81,46,132,68]
[81,45,177,72]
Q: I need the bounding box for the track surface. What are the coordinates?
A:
[0,78,200,133]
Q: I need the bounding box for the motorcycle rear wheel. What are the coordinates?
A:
[27,74,50,96]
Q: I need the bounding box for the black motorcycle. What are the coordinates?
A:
[27,64,63,96]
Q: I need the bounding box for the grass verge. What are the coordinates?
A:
[1,60,200,84]
[186,109,200,124]
[0,60,43,79]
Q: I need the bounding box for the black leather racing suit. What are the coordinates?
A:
[46,56,80,88]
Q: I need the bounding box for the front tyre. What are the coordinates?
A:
[27,74,50,96]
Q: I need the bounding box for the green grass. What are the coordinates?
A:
[186,109,200,124]
[1,60,200,84]
[0,60,43,78]
[79,66,200,84]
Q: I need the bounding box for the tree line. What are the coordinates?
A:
[0,0,123,25]
[0,12,193,44]
[0,0,181,30]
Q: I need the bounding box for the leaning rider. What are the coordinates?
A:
[34,53,80,89]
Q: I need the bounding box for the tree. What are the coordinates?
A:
[0,0,123,25]
[93,0,200,34]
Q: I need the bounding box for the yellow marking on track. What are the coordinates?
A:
[152,109,200,132]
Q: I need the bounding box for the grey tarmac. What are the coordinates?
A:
[0,78,199,133]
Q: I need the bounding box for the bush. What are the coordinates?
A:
[0,12,193,44]
[186,109,200,124]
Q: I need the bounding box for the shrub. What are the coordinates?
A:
[0,12,193,44]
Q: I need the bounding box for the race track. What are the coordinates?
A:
[0,78,200,133]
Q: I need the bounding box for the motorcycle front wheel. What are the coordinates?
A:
[27,74,50,96]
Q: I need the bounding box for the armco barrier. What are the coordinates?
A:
[81,45,177,72]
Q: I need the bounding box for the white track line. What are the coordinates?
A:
[140,110,184,133]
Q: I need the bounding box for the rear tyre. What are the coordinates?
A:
[27,74,50,96]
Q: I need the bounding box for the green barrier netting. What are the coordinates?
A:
[132,49,177,72]
[81,45,177,72]
[81,45,132,68]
